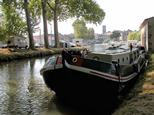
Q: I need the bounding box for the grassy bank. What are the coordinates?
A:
[112,53,154,115]
[0,47,83,62]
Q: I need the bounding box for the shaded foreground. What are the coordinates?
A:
[112,53,154,115]
[0,47,83,62]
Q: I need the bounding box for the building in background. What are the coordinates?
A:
[140,16,154,52]
[33,33,74,45]
[95,31,112,42]
[119,29,132,41]
[102,25,106,34]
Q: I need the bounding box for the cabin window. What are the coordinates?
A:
[118,59,120,63]
[17,39,20,41]
[126,57,128,60]
[122,58,124,62]
[45,58,57,66]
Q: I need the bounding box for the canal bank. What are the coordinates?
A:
[112,53,154,115]
[0,47,83,62]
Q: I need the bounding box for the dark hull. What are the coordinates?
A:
[41,49,148,113]
[42,65,141,111]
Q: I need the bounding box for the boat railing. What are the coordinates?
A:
[81,58,117,75]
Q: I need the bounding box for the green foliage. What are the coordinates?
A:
[72,19,87,39]
[46,0,105,47]
[0,0,41,42]
[86,28,95,40]
[127,30,141,41]
[80,0,105,25]
[0,0,27,41]
[110,31,121,41]
[72,19,94,40]
[47,0,105,24]
[66,0,105,25]
[28,0,42,33]
[74,24,87,39]
[103,39,110,43]
[72,19,86,28]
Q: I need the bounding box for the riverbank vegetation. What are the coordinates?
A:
[0,47,83,62]
[127,30,141,41]
[112,53,154,115]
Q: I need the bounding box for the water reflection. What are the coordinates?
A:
[0,57,53,115]
[0,55,94,115]
[0,45,112,115]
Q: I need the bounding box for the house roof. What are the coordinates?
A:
[103,32,112,35]
[140,16,154,29]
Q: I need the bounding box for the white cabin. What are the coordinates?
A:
[88,45,140,65]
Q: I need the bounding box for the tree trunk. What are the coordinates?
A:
[54,0,60,48]
[24,0,34,50]
[42,0,49,49]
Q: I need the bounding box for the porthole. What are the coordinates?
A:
[72,57,77,63]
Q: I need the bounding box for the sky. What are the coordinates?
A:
[35,0,154,35]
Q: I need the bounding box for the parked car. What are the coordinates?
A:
[59,42,68,48]
[7,36,28,49]
[68,42,77,47]
[35,43,44,48]
[2,44,7,48]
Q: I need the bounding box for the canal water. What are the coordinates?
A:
[0,44,110,115]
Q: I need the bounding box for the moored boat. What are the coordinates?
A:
[40,45,149,110]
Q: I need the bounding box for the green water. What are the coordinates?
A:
[0,56,92,115]
[0,44,111,115]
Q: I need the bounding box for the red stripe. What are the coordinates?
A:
[90,71,135,80]
[90,71,118,80]
[40,68,46,72]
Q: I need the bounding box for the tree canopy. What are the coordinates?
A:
[72,19,95,40]
[0,0,42,43]
[0,0,105,48]
[127,30,141,41]
[86,28,95,40]
[0,0,27,42]
[47,0,105,47]
[110,31,121,41]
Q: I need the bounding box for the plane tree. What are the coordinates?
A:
[72,19,95,40]
[0,0,27,42]
[46,0,105,48]
[0,0,42,49]
[72,19,87,39]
